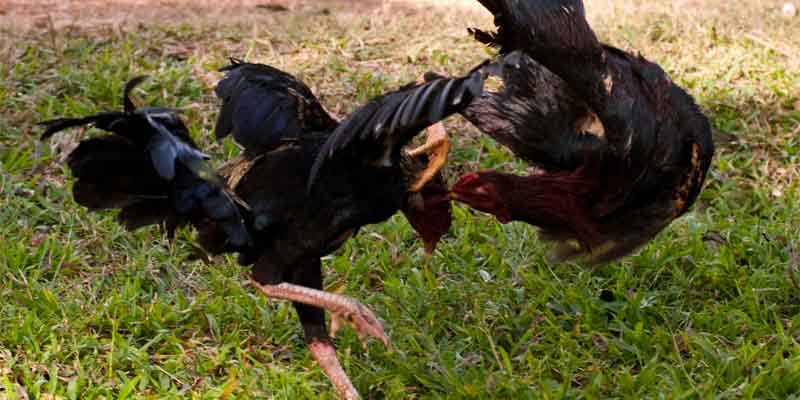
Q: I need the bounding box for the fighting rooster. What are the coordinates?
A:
[445,0,715,263]
[40,55,504,398]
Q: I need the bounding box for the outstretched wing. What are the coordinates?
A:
[215,59,338,155]
[308,54,515,190]
[459,52,605,171]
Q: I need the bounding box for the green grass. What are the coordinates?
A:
[1,1,799,398]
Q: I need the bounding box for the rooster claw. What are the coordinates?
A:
[406,121,450,193]
[252,281,390,348]
[330,299,390,349]
[252,281,385,400]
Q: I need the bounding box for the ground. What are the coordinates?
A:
[1,0,799,398]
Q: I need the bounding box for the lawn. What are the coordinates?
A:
[1,0,799,398]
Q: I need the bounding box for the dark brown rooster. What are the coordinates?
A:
[40,57,504,399]
[446,0,715,263]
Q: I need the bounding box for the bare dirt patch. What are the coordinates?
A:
[0,0,487,34]
[0,0,388,33]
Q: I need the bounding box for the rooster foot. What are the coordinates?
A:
[252,281,390,347]
[406,121,450,192]
[328,297,390,348]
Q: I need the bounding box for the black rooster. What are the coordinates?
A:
[447,0,715,263]
[40,56,504,399]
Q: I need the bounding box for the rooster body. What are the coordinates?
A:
[451,0,715,263]
[41,56,504,398]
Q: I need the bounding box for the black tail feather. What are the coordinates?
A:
[66,136,168,211]
[123,75,149,112]
[39,113,125,140]
[41,77,252,249]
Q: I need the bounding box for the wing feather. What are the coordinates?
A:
[214,60,337,155]
[307,53,518,190]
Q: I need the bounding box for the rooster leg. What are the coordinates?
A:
[308,338,360,400]
[406,121,450,192]
[253,281,383,399]
[252,281,390,346]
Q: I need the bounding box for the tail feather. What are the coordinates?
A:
[123,75,149,112]
[67,137,156,183]
[66,137,167,211]
[40,113,124,140]
[40,77,252,249]
[41,76,150,141]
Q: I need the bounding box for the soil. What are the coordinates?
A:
[0,0,385,32]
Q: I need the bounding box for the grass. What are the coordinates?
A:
[1,0,799,398]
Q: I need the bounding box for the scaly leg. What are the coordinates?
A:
[252,281,390,346]
[308,338,359,400]
[253,281,390,399]
[406,121,450,192]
